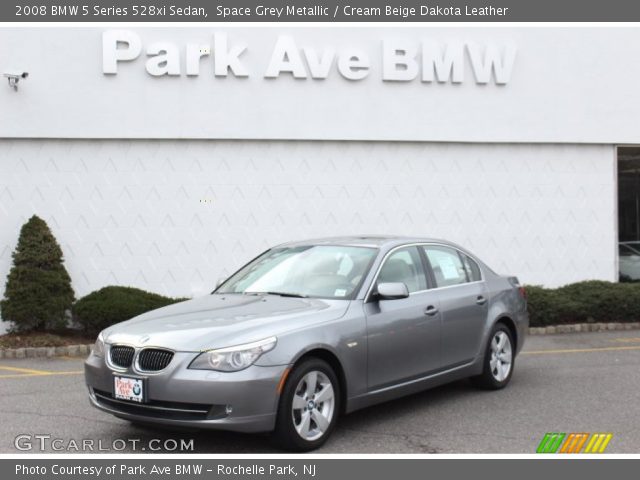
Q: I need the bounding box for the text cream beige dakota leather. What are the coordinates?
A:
[85,236,528,451]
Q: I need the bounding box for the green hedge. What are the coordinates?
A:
[527,280,640,326]
[66,281,640,334]
[73,286,187,336]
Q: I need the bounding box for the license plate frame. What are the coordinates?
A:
[113,375,147,403]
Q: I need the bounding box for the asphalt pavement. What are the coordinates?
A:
[1,329,639,453]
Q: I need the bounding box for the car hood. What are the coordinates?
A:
[102,294,350,352]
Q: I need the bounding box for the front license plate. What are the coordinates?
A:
[114,376,145,403]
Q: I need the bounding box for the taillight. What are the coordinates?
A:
[507,276,525,298]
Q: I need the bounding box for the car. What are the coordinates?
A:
[84,236,528,451]
[619,241,640,281]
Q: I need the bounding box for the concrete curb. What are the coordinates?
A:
[528,322,640,335]
[0,344,92,359]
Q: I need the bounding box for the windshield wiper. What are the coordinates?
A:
[257,291,309,298]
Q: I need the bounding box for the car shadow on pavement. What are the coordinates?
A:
[123,422,280,453]
[125,379,479,453]
[338,379,476,429]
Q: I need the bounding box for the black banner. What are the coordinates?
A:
[4,459,640,480]
[4,0,640,22]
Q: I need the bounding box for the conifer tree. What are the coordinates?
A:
[0,215,75,331]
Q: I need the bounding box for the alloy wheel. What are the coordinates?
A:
[489,331,512,382]
[291,370,335,441]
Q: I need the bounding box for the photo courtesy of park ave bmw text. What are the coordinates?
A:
[1,0,640,463]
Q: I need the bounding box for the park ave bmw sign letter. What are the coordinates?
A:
[102,30,517,85]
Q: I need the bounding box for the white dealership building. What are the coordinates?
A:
[0,27,638,305]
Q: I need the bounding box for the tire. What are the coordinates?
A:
[273,358,340,451]
[471,323,515,390]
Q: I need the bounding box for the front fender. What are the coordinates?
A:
[254,301,368,401]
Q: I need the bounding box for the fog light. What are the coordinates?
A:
[225,405,233,415]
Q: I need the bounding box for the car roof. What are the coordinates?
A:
[276,235,450,249]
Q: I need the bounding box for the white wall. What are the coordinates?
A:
[0,139,615,302]
[1,27,640,143]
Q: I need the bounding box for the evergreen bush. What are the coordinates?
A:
[0,215,75,332]
[73,286,186,336]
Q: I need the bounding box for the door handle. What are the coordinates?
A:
[476,296,487,306]
[424,305,439,316]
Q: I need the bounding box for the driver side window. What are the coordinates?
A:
[377,247,427,293]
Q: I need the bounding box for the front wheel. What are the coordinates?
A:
[273,358,340,451]
[471,323,514,389]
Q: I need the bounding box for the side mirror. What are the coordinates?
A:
[376,282,410,300]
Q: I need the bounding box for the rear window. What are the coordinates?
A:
[461,254,482,282]
[423,246,468,287]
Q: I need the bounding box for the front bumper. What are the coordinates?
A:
[84,350,287,433]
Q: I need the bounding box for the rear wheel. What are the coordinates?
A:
[273,358,340,451]
[471,323,514,389]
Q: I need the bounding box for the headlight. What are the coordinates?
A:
[189,337,277,372]
[93,332,105,357]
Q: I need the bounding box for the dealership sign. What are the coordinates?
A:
[102,30,517,84]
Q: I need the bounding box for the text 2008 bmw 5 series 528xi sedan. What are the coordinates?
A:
[85,236,528,451]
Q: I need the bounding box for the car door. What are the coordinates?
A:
[421,245,488,369]
[364,246,441,390]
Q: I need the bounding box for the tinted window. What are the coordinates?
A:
[461,254,482,282]
[423,246,468,287]
[377,247,427,293]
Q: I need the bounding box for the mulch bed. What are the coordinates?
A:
[0,330,94,349]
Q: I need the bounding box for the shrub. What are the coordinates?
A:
[73,286,186,336]
[525,286,559,326]
[527,280,640,326]
[0,215,75,332]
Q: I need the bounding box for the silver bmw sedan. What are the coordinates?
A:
[85,236,528,451]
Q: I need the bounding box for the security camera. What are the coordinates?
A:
[3,71,29,91]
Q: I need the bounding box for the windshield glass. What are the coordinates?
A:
[217,245,378,299]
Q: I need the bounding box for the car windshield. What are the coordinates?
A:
[216,245,378,299]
